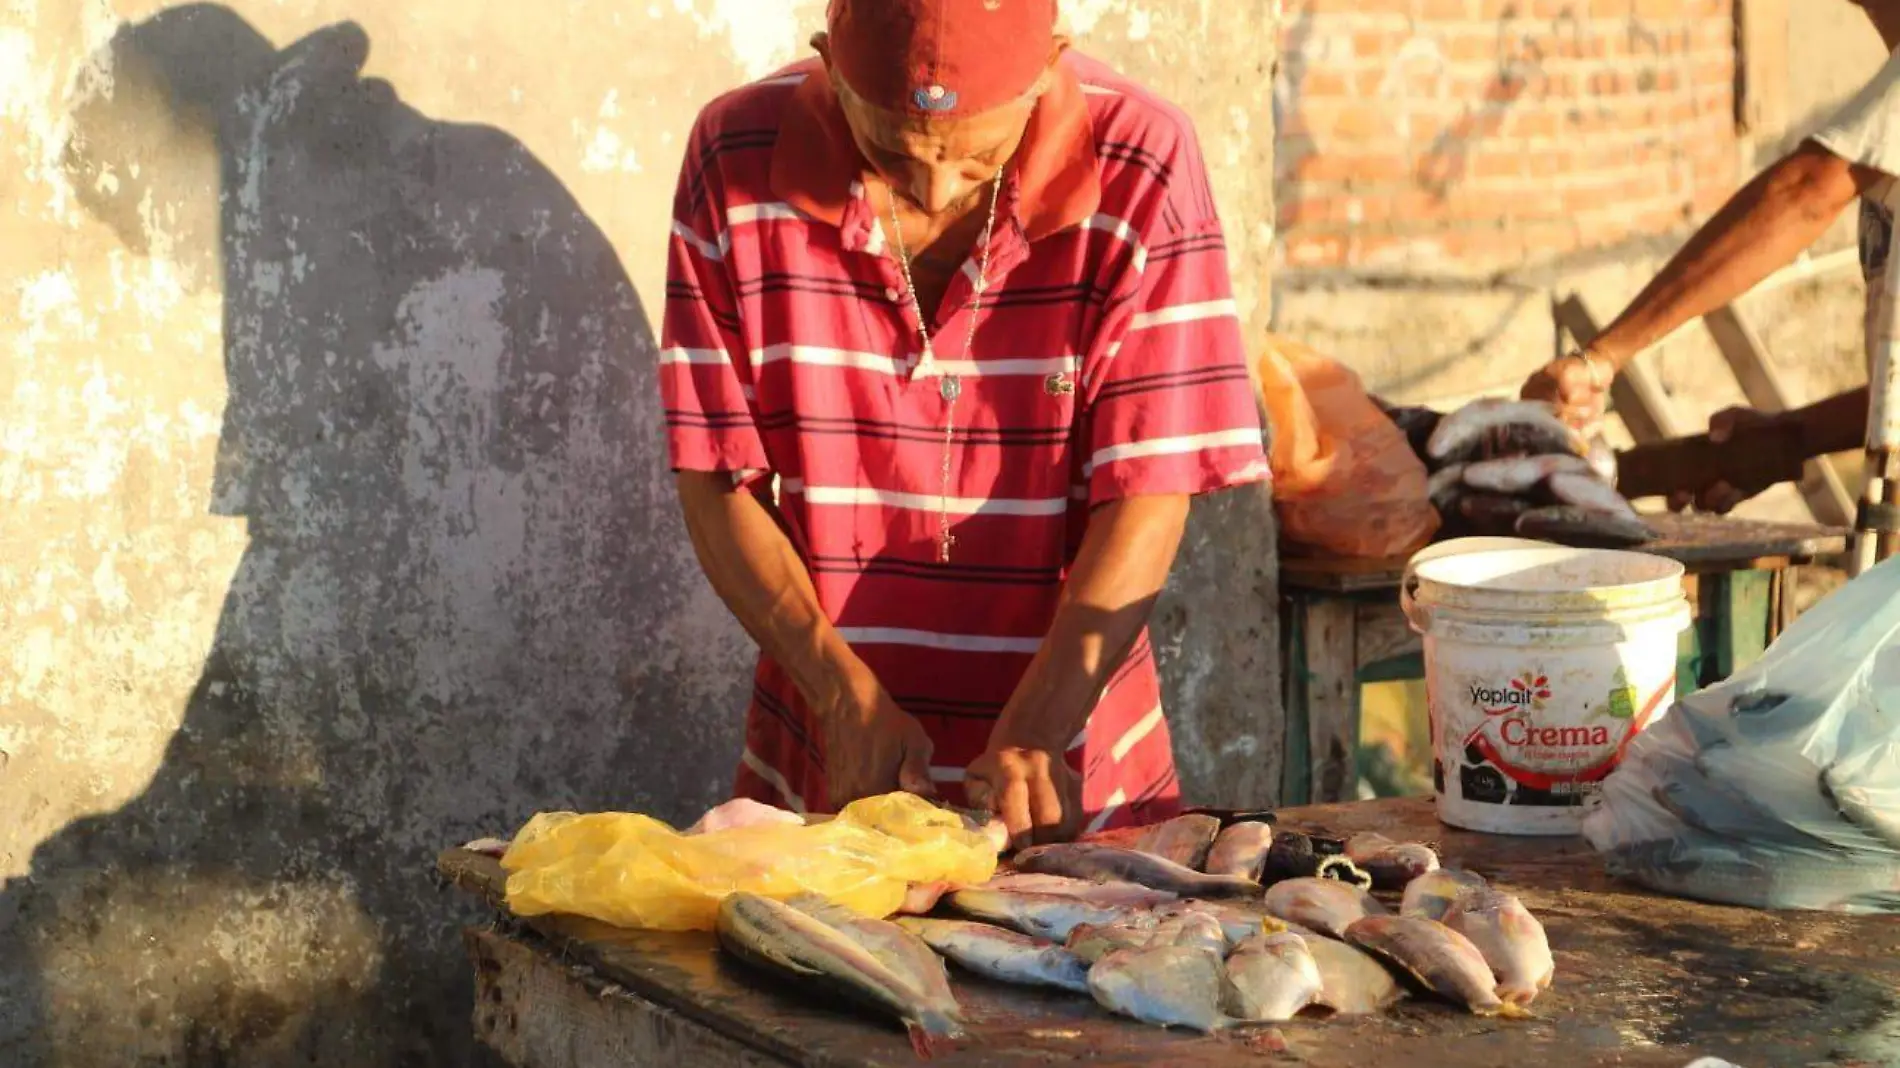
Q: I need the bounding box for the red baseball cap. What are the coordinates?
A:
[826,0,1059,119]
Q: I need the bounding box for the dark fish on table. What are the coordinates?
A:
[1427,399,1584,465]
[1376,399,1444,460]
[1440,889,1554,1006]
[1286,922,1407,1015]
[1263,878,1387,939]
[1013,842,1262,898]
[1515,505,1655,547]
[1345,833,1441,891]
[1203,820,1276,880]
[1345,915,1526,1018]
[1428,464,1469,514]
[1401,868,1489,922]
[1457,492,1536,531]
[977,872,1179,909]
[1134,813,1223,870]
[897,917,1092,995]
[1088,944,1230,1033]
[1461,453,1594,494]
[1222,931,1323,1022]
[715,892,965,1056]
[1262,831,1372,888]
[944,888,1135,944]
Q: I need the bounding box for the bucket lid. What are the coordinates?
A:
[1409,543,1685,618]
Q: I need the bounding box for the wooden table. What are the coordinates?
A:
[1279,513,1850,806]
[439,797,1900,1068]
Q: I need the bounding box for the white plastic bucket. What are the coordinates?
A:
[1402,537,1692,836]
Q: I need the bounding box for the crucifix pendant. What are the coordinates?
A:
[937,529,956,563]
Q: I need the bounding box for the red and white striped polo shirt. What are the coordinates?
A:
[661,51,1268,831]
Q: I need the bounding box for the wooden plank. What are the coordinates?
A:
[1352,603,1421,676]
[1702,304,1856,526]
[468,927,791,1068]
[1302,599,1362,805]
[1735,0,1791,139]
[1553,294,1688,443]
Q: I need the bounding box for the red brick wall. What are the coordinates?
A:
[1275,0,1741,272]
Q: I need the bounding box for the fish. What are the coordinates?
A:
[943,888,1135,944]
[1066,919,1162,964]
[1204,821,1275,879]
[1428,464,1469,514]
[1149,911,1230,957]
[1013,843,1262,898]
[1427,399,1584,465]
[1263,878,1387,939]
[976,872,1179,909]
[1401,868,1489,922]
[1087,944,1230,1033]
[1344,915,1526,1017]
[1460,453,1595,494]
[1457,492,1535,530]
[715,891,965,1056]
[1544,471,1642,518]
[1345,833,1441,891]
[1260,830,1367,886]
[1286,923,1407,1015]
[1221,931,1324,1022]
[1134,814,1223,870]
[1377,399,1444,459]
[896,918,1092,995]
[789,896,961,1019]
[1156,900,1288,945]
[1440,889,1554,1006]
[1515,505,1655,547]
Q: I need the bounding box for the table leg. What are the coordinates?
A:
[1281,597,1361,806]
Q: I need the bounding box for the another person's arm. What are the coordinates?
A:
[1522,142,1874,427]
[1671,388,1871,513]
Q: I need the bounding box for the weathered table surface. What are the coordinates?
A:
[441,797,1900,1068]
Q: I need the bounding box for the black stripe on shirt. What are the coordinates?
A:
[686,128,779,212]
[1148,233,1227,262]
[896,694,1005,720]
[1098,140,1173,185]
[733,272,889,301]
[750,412,1073,447]
[1095,366,1254,404]
[809,553,1064,586]
[666,282,742,333]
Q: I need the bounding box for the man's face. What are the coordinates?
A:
[816,33,1063,216]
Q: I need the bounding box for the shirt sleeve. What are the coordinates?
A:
[1810,48,1900,182]
[1079,131,1269,506]
[660,112,769,475]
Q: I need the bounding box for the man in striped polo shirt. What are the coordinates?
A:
[662,0,1268,846]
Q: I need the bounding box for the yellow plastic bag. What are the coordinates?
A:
[499,792,998,931]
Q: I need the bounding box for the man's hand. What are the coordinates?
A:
[1665,406,1783,515]
[818,686,936,810]
[1521,351,1611,432]
[964,746,1084,851]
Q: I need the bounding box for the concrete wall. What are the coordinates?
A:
[0,2,1281,1064]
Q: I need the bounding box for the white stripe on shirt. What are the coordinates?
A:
[1087,428,1264,473]
[726,201,804,226]
[781,481,1069,517]
[1084,788,1127,836]
[1085,214,1148,272]
[659,347,731,366]
[747,345,1076,379]
[740,747,808,815]
[1109,705,1166,762]
[672,220,725,261]
[835,627,1044,654]
[1130,298,1239,332]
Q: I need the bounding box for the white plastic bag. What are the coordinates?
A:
[1583,554,1900,913]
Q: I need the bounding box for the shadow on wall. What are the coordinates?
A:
[0,5,743,1064]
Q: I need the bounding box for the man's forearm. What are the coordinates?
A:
[1593,144,1864,370]
[1792,387,1873,457]
[675,471,874,712]
[988,494,1190,755]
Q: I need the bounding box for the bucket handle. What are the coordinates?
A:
[1400,536,1552,634]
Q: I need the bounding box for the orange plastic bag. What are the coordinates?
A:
[1257,333,1439,557]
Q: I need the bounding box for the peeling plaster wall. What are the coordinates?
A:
[0,2,1280,1064]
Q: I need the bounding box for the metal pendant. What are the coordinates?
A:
[1044,372,1074,397]
[939,374,962,402]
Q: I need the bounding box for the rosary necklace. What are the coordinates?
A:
[886,170,1004,563]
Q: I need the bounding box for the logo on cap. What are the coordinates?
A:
[913,83,959,112]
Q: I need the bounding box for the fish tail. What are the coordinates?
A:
[907,1011,964,1059]
[1493,999,1537,1020]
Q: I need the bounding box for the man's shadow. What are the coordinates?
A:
[1,6,744,1064]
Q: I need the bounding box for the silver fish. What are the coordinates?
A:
[1263,877,1387,939]
[1203,821,1275,879]
[1134,813,1223,870]
[1516,504,1655,547]
[1401,868,1489,922]
[1066,918,1161,964]
[1156,899,1288,945]
[1461,453,1594,494]
[1345,915,1524,1018]
[1287,923,1406,1015]
[1428,464,1468,514]
[1150,911,1229,957]
[1088,945,1229,1033]
[1345,833,1441,891]
[897,917,1092,995]
[1427,399,1583,465]
[1545,471,1641,517]
[1441,889,1554,1006]
[977,872,1180,909]
[790,896,960,1018]
[1014,842,1262,898]
[715,892,965,1056]
[944,888,1134,944]
[1222,931,1323,1022]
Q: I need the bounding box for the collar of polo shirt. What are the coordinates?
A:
[769,56,1101,245]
